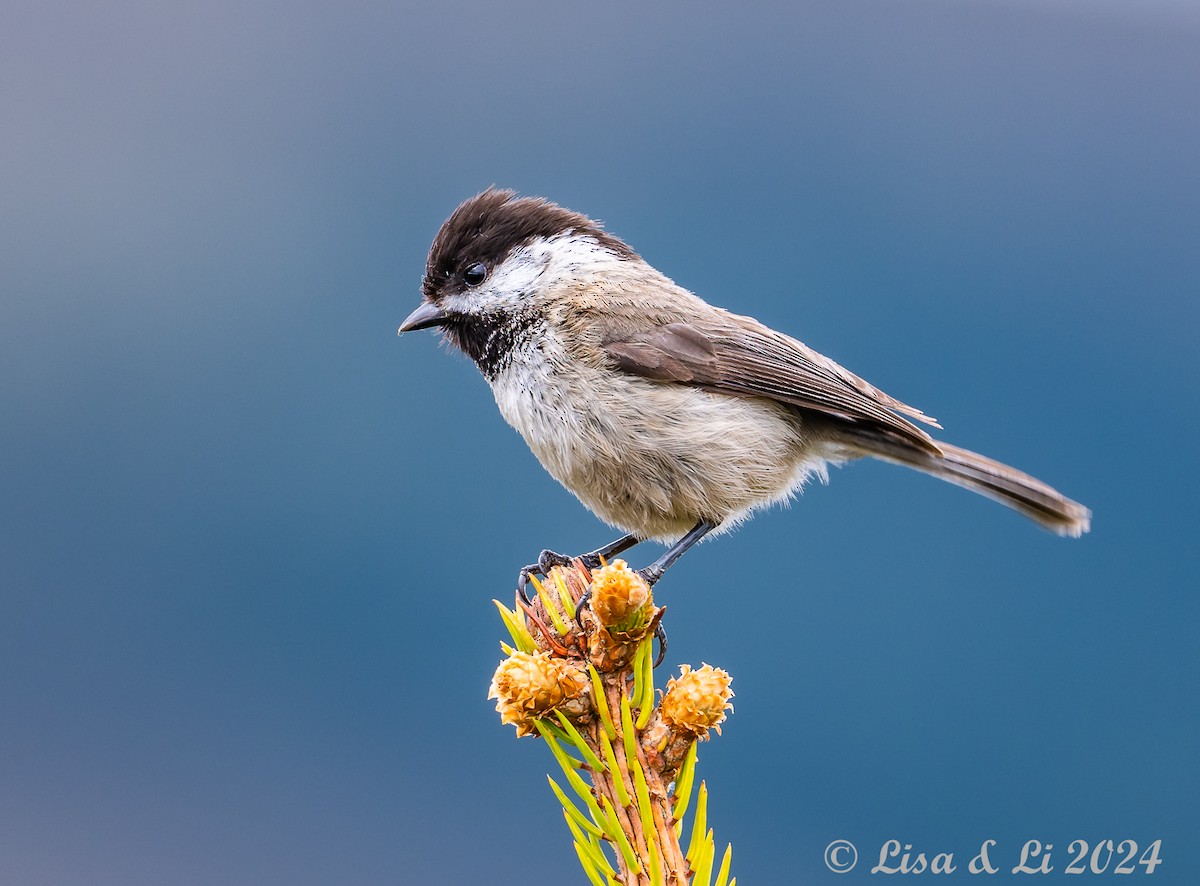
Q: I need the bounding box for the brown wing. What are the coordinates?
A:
[602,314,943,454]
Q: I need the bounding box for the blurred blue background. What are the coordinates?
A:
[2,0,1197,882]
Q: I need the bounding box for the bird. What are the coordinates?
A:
[399,188,1090,590]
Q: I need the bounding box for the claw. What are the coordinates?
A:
[653,621,668,668]
[516,563,539,605]
[516,548,574,604]
[573,589,592,629]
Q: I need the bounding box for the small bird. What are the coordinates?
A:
[400,189,1090,588]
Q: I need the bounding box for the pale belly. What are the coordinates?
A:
[491,348,828,542]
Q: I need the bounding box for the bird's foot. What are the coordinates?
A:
[516,549,575,604]
[516,541,669,668]
[576,551,605,570]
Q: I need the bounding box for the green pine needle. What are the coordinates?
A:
[553,570,577,621]
[547,776,607,841]
[636,638,656,729]
[686,781,708,866]
[631,751,656,848]
[690,830,716,886]
[534,720,581,765]
[619,694,639,768]
[588,663,618,741]
[647,839,662,885]
[492,600,535,653]
[714,843,733,886]
[534,576,569,635]
[630,641,648,709]
[600,799,641,874]
[553,710,605,772]
[598,729,632,807]
[672,742,699,826]
[588,833,618,878]
[564,810,616,877]
[538,724,608,829]
[573,841,606,886]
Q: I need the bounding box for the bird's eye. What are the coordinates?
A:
[463,262,487,286]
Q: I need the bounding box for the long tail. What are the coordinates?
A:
[861,438,1091,537]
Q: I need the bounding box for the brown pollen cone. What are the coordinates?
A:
[488,650,590,737]
[584,559,664,672]
[659,663,734,738]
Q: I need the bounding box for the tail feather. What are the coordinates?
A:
[859,437,1091,537]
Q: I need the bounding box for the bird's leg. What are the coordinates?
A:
[519,534,641,604]
[634,520,707,665]
[637,519,718,587]
[517,549,574,604]
[578,533,641,569]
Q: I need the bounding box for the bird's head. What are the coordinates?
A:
[399,188,637,373]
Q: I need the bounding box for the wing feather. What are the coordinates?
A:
[603,315,943,454]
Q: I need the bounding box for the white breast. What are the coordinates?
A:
[488,325,828,542]
[490,326,586,490]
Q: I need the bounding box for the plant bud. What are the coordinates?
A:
[660,664,734,738]
[589,559,653,638]
[488,650,589,737]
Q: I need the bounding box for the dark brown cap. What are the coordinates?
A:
[422,188,636,302]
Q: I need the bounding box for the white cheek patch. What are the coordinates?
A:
[455,232,626,316]
[448,246,548,317]
[485,246,547,303]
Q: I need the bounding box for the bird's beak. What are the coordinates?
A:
[398,301,449,334]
